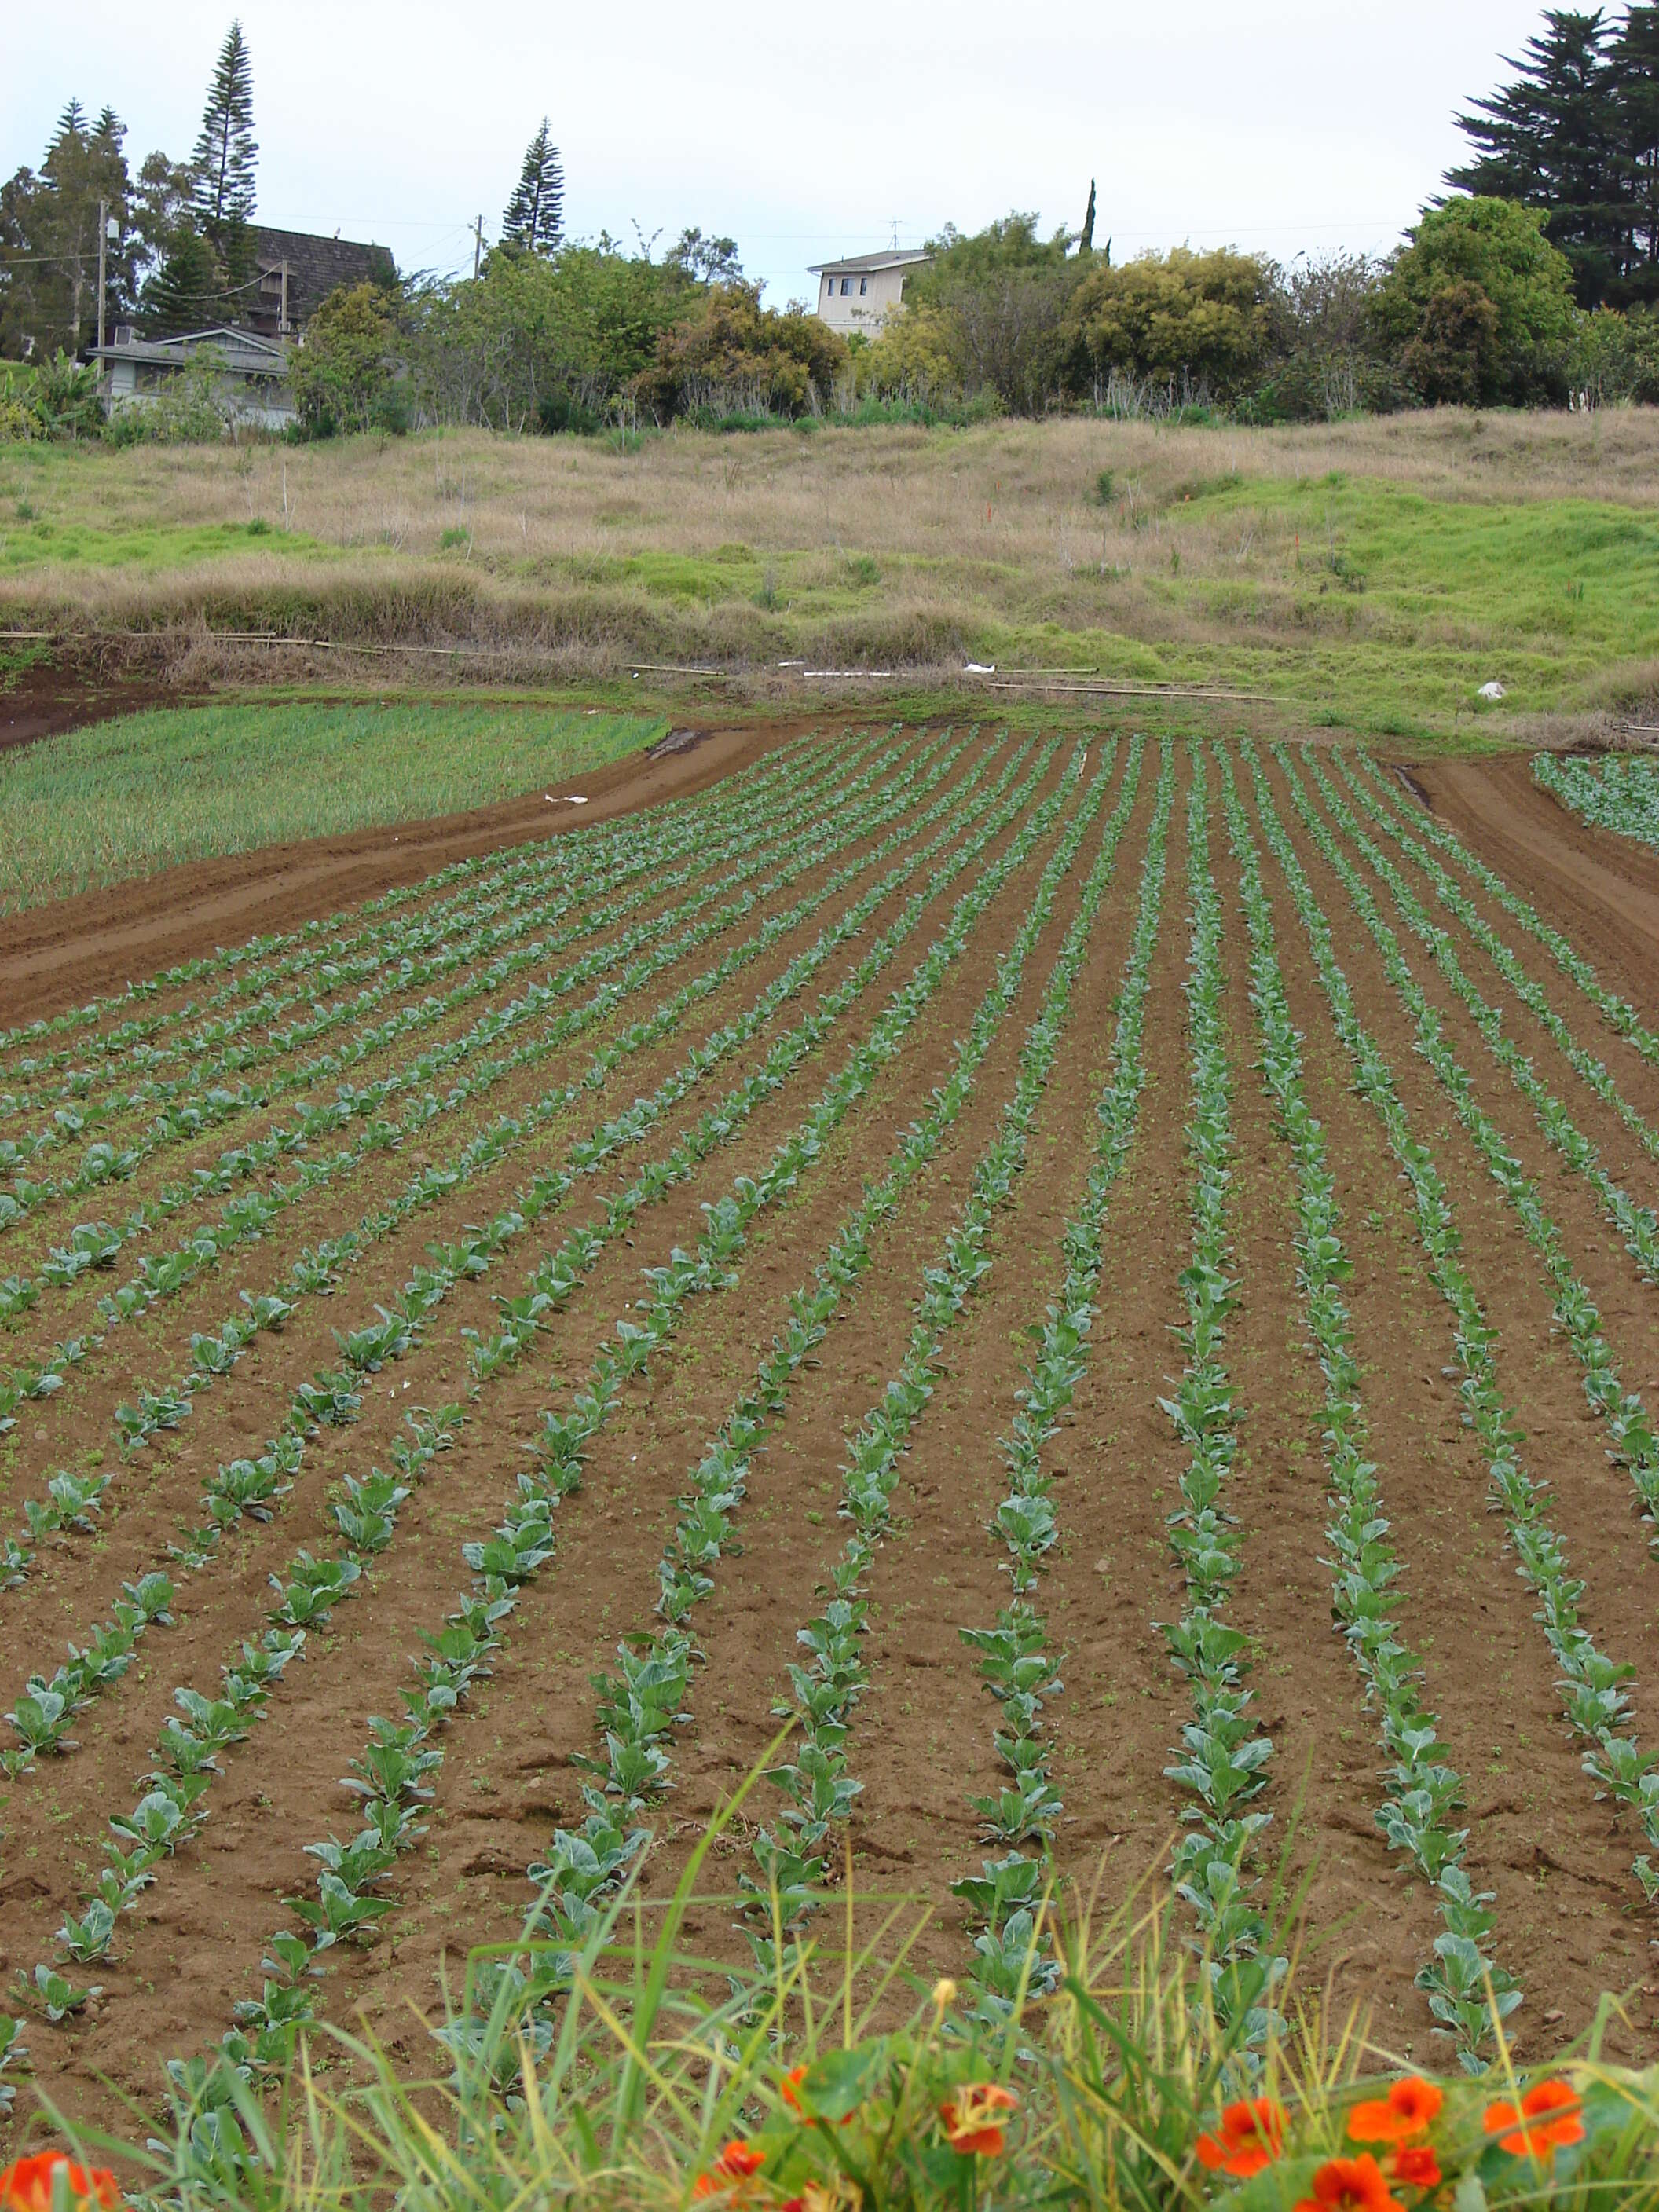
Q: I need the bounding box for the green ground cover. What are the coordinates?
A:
[0,513,328,573]
[0,701,661,912]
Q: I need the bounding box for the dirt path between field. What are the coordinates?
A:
[0,716,826,1026]
[1402,751,1659,1005]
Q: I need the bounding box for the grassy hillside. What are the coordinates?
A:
[1,408,1655,739]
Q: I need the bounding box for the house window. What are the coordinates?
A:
[859,277,869,295]
[840,277,851,295]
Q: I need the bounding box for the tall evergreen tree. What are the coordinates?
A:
[1447,9,1617,305]
[1612,2,1659,298]
[1080,178,1097,254]
[51,98,89,150]
[501,120,565,254]
[39,101,130,350]
[191,19,258,284]
[139,224,225,335]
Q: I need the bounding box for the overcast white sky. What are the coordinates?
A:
[5,2,1540,300]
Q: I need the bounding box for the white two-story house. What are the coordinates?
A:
[808,248,932,335]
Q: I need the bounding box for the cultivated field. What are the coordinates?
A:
[2,720,1659,2137]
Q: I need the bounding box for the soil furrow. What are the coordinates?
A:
[1248,750,1658,2053]
[2,742,1086,2106]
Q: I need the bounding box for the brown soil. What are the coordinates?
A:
[0,659,178,758]
[1403,750,1659,1012]
[9,727,1659,2135]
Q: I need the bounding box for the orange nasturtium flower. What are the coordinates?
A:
[1385,2143,1442,2191]
[0,2157,121,2212]
[938,2082,1019,2157]
[1347,2077,1444,2144]
[1195,2096,1288,2179]
[691,2141,767,2199]
[1292,2152,1405,2212]
[1484,2078,1586,2159]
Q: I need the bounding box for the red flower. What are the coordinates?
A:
[1386,2144,1442,2191]
[0,2159,121,2212]
[1196,2096,1288,2179]
[691,2141,767,2198]
[939,2082,1018,2157]
[1484,2078,1585,2159]
[1348,2077,1444,2144]
[1292,2153,1404,2212]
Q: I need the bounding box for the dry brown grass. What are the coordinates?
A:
[13,406,1659,560]
[2,406,1656,736]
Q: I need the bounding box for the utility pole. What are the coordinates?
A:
[473,214,485,279]
[96,197,108,354]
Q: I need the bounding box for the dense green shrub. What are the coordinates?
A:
[632,282,848,419]
[287,281,402,437]
[1373,196,1578,406]
[1064,246,1274,398]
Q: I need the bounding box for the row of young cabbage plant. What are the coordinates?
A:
[1534,749,1659,854]
[1154,745,1284,2037]
[1334,753,1659,1168]
[1298,750,1659,1284]
[1218,745,1517,2074]
[730,743,1153,2003]
[15,742,1082,2152]
[0,731,870,1174]
[0,747,1009,1827]
[141,745,1101,2177]
[946,745,1171,2028]
[0,730,985,1599]
[1357,754,1659,1068]
[1251,748,1659,1913]
[0,734,827,1126]
[0,726,826,1064]
[1271,745,1659,1553]
[0,730,870,1342]
[0,731,903,1310]
[2,742,1048,1834]
[0,733,966,1574]
[505,739,1141,2066]
[0,731,915,1444]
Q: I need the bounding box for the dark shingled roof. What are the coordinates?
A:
[247,226,397,334]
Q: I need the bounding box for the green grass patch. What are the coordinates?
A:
[0,515,328,574]
[0,700,663,912]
